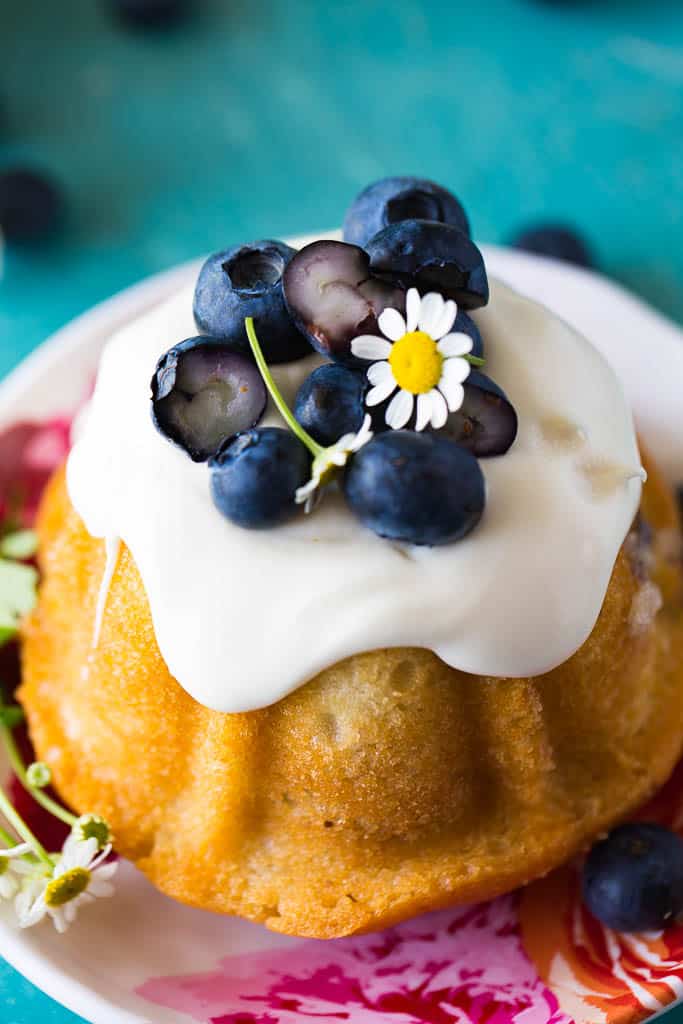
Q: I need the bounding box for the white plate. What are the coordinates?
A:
[1,252,682,1024]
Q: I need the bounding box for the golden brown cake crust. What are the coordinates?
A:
[19,453,683,938]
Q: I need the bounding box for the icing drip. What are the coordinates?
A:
[66,250,645,713]
[92,536,120,650]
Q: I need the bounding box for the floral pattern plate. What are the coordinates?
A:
[1,255,682,1024]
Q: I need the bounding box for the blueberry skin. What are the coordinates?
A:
[344,431,485,546]
[441,371,518,457]
[0,168,62,241]
[343,176,470,250]
[110,0,190,28]
[151,336,267,462]
[294,365,367,447]
[510,223,593,269]
[210,428,311,529]
[366,220,489,309]
[194,240,311,364]
[582,823,683,932]
[454,310,484,359]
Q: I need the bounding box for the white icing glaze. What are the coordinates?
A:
[66,238,651,713]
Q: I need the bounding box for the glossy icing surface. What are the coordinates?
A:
[67,239,645,712]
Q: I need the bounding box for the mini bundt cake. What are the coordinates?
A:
[17,181,683,938]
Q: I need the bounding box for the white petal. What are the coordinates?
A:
[439,378,465,413]
[418,292,445,336]
[92,861,118,883]
[295,478,318,506]
[350,415,374,450]
[17,894,47,928]
[415,393,434,432]
[405,288,420,332]
[385,390,414,429]
[366,378,397,406]
[0,843,32,859]
[442,356,471,384]
[49,907,68,933]
[437,331,472,357]
[367,360,393,385]
[0,876,17,900]
[89,879,115,898]
[377,307,406,342]
[429,389,449,428]
[351,336,392,361]
[432,299,457,340]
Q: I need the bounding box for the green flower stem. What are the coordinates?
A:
[0,723,77,829]
[0,823,16,847]
[0,779,52,868]
[465,354,485,367]
[245,318,323,458]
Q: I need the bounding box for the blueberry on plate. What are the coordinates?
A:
[366,220,489,309]
[282,240,405,364]
[0,168,63,242]
[582,823,683,932]
[151,337,267,462]
[294,364,367,447]
[109,0,190,28]
[510,223,593,269]
[344,430,485,546]
[194,240,311,364]
[343,176,470,250]
[210,427,310,529]
[441,371,517,457]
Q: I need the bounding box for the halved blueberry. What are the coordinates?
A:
[282,240,405,364]
[193,240,311,363]
[441,371,517,457]
[582,823,683,932]
[151,337,267,462]
[343,176,470,249]
[210,427,310,529]
[343,431,485,546]
[294,364,367,447]
[366,220,489,309]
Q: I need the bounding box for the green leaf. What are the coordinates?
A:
[0,559,38,643]
[0,530,37,561]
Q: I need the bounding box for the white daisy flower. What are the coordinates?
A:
[0,844,32,901]
[295,414,373,512]
[15,836,117,933]
[350,287,474,431]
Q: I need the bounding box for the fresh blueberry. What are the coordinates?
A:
[151,337,267,462]
[294,364,367,447]
[194,240,311,364]
[343,176,470,250]
[366,220,489,309]
[109,0,190,28]
[510,223,593,269]
[454,310,484,359]
[582,823,683,932]
[282,240,405,365]
[344,431,485,546]
[210,427,310,529]
[441,371,517,457]
[0,168,62,242]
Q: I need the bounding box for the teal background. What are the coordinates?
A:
[1,0,683,1020]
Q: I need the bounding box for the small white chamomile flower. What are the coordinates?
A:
[351,287,473,431]
[15,836,117,934]
[295,414,373,511]
[0,844,32,900]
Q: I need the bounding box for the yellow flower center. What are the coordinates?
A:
[45,867,90,907]
[388,331,443,394]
